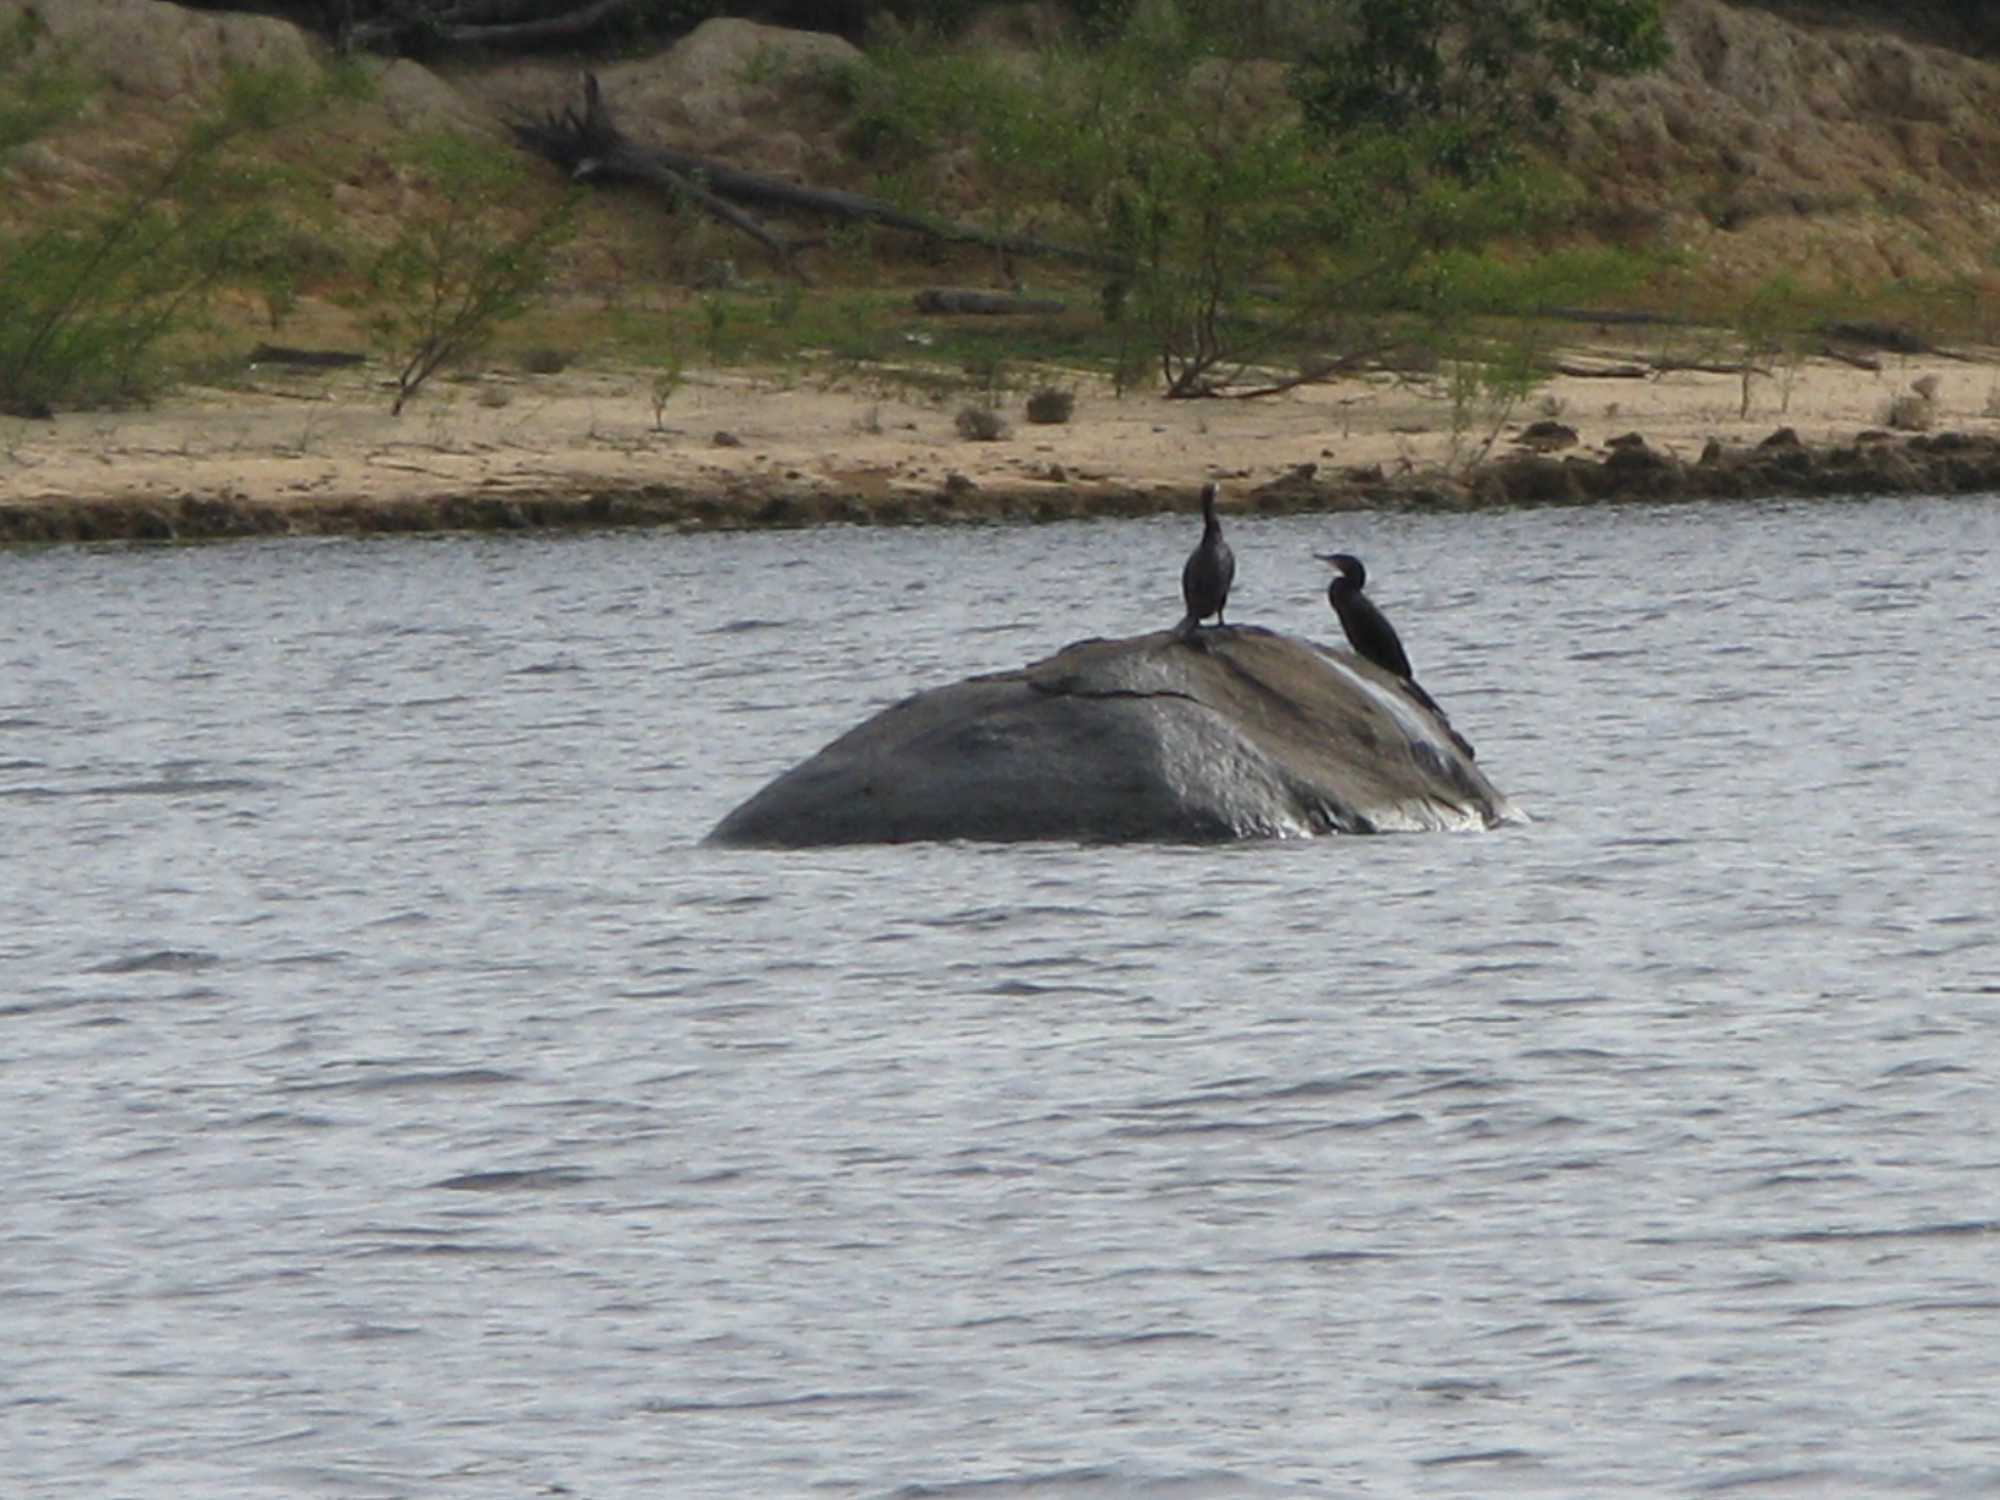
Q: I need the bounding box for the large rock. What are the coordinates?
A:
[707,627,1522,847]
[2,0,318,103]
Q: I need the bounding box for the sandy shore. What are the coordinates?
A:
[5,346,1999,543]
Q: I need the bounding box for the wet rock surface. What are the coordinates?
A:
[707,626,1520,847]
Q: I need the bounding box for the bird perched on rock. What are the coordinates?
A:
[1318,550,1475,759]
[1319,552,1410,678]
[1179,482,1234,634]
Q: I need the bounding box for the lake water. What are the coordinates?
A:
[4,493,2000,1499]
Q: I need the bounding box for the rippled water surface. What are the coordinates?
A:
[5,495,2000,1499]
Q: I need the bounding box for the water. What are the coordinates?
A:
[4,494,2000,1499]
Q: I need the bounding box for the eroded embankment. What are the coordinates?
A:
[4,427,1998,545]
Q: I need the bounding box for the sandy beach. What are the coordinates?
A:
[5,341,1999,543]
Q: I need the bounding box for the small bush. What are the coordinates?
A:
[0,63,306,414]
[956,404,1011,440]
[0,12,84,155]
[1025,387,1076,424]
[1885,392,1935,431]
[517,346,571,374]
[359,132,575,415]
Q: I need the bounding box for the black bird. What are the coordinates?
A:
[1179,482,1235,632]
[1318,552,1411,679]
[1319,550,1477,759]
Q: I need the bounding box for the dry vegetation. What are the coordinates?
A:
[9,0,2000,333]
[8,0,2000,539]
[1563,0,2000,309]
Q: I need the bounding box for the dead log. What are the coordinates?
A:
[913,289,1067,316]
[510,75,810,278]
[1651,357,1772,377]
[509,75,1104,279]
[1820,320,1931,354]
[1539,306,1698,329]
[344,0,657,54]
[1548,357,1652,378]
[1818,345,1884,372]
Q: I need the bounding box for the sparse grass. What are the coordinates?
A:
[159,253,2000,434]
[19,0,2000,428]
[356,131,578,416]
[581,280,1140,399]
[0,65,314,414]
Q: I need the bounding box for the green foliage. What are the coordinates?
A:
[360,133,576,414]
[1442,333,1541,464]
[1402,241,1648,460]
[0,11,84,156]
[842,40,1060,245]
[1729,272,1821,416]
[0,63,312,415]
[1100,90,1333,392]
[1293,0,1669,179]
[695,291,745,362]
[849,0,1665,399]
[851,15,1321,392]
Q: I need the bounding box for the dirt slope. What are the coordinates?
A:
[8,0,2000,303]
[1564,0,2000,293]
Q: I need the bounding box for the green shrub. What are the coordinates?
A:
[850,0,1666,399]
[1292,0,1669,179]
[0,11,83,155]
[358,132,576,414]
[0,65,305,415]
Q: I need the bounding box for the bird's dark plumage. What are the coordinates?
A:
[1319,550,1476,758]
[1320,552,1412,679]
[1180,482,1234,630]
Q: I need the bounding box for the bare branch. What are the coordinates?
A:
[508,74,1106,276]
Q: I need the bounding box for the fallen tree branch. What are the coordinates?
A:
[914,288,1067,315]
[1819,319,1931,354]
[346,0,656,54]
[1223,345,1412,400]
[1547,356,1652,378]
[1817,344,1883,372]
[509,74,1105,277]
[1651,356,1772,376]
[512,75,809,278]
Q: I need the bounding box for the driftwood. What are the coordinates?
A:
[332,0,658,55]
[1820,319,1932,354]
[1548,356,1651,378]
[1540,306,1698,329]
[510,75,1102,281]
[1549,353,1780,380]
[1818,345,1883,372]
[1224,345,1408,400]
[1653,356,1771,376]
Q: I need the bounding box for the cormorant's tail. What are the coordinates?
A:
[1400,677,1476,760]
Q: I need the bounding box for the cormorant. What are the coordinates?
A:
[1318,552,1411,679]
[1179,482,1234,632]
[1319,550,1477,759]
